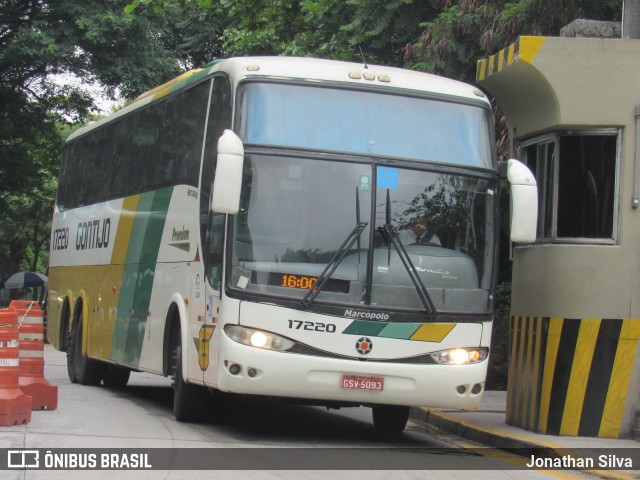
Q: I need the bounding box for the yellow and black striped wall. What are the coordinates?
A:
[507,316,640,438]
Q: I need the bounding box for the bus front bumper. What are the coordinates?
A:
[216,335,487,410]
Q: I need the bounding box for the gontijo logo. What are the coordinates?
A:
[75,218,111,250]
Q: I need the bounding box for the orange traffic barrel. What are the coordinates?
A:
[0,308,32,425]
[10,301,58,410]
[8,300,39,311]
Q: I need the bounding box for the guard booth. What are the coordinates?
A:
[477,32,640,438]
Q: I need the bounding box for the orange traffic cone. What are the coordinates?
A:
[10,301,58,410]
[0,308,32,425]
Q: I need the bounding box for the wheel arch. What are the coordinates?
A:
[162,293,188,377]
[72,290,88,354]
[59,295,72,351]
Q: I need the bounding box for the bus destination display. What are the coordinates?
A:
[252,272,350,293]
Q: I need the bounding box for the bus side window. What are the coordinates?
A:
[201,75,232,288]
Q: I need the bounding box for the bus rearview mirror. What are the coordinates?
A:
[211,129,244,214]
[507,159,538,243]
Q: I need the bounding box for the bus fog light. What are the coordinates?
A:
[471,383,483,394]
[229,363,241,375]
[247,368,257,378]
[430,347,488,365]
[457,385,467,394]
[224,325,295,352]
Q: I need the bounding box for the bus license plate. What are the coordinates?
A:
[341,375,384,391]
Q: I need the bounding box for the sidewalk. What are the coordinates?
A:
[411,391,640,479]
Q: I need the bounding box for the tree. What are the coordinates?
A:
[127,0,442,66]
[0,0,185,280]
[407,0,622,83]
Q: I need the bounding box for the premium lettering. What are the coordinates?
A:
[172,226,189,242]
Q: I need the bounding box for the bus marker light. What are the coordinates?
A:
[378,75,391,83]
[349,72,362,80]
[246,65,260,71]
[363,72,375,81]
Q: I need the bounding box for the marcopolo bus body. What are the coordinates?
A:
[48,57,537,433]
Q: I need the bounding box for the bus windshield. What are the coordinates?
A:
[237,82,494,169]
[229,155,497,315]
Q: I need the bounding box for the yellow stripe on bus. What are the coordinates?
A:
[111,195,140,265]
[409,323,455,342]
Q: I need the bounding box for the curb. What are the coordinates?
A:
[410,407,635,480]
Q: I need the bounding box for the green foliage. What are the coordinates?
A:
[126,0,439,66]
[0,0,185,280]
[408,0,622,82]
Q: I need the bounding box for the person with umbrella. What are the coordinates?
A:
[1,271,48,307]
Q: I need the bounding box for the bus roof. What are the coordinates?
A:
[66,56,489,143]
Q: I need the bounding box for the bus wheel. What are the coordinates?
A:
[372,405,410,434]
[172,344,206,422]
[68,318,104,386]
[102,365,131,388]
[66,329,78,383]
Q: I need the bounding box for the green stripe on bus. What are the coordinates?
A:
[342,320,386,336]
[169,68,211,94]
[378,323,421,339]
[111,187,173,366]
[342,320,454,342]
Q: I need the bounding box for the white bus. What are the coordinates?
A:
[48,57,537,433]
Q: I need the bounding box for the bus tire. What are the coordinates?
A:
[66,328,78,383]
[172,344,206,422]
[372,405,410,434]
[102,365,131,388]
[59,300,71,352]
[68,316,104,386]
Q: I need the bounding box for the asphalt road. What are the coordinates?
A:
[0,346,590,480]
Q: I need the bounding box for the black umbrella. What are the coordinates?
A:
[3,272,48,289]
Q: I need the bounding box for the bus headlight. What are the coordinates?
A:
[224,325,295,352]
[430,347,488,365]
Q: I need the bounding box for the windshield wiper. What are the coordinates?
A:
[382,190,437,317]
[383,223,437,317]
[299,222,368,309]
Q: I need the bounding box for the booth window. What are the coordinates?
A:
[522,130,619,242]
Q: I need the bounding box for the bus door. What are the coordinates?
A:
[199,212,225,385]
